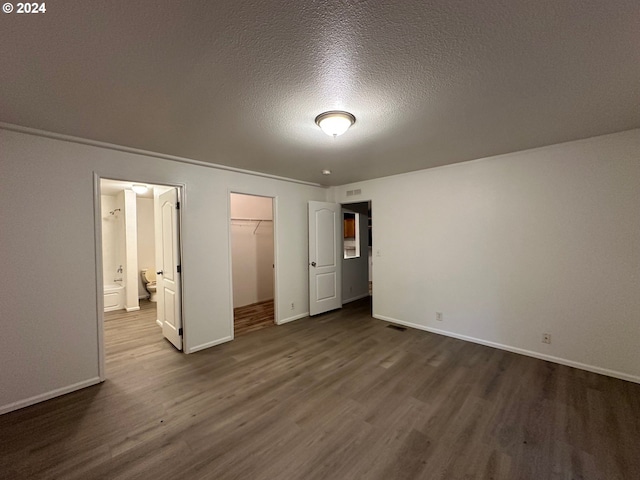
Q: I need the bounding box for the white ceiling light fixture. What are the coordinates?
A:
[131,184,148,194]
[322,169,332,175]
[315,111,356,137]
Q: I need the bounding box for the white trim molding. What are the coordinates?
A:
[1,123,324,187]
[187,336,233,354]
[278,312,309,325]
[0,377,102,416]
[342,293,370,305]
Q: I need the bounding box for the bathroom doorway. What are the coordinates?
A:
[97,178,184,378]
[229,193,276,336]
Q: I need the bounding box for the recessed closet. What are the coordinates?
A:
[230,193,275,335]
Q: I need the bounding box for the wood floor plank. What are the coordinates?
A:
[234,299,274,336]
[0,298,638,479]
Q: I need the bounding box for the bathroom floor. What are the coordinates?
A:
[103,299,156,320]
[103,300,161,363]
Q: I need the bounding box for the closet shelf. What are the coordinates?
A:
[230,218,273,234]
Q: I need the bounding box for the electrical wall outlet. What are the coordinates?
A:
[542,333,551,344]
[436,312,443,321]
[290,302,295,310]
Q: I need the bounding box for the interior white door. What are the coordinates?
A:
[308,201,342,316]
[158,188,183,350]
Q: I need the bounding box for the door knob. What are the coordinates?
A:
[156,270,163,275]
[310,262,316,267]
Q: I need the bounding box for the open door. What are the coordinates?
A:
[308,201,342,316]
[158,188,183,350]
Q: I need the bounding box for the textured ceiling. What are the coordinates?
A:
[1,1,639,186]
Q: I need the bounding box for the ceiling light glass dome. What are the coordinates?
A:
[315,111,356,137]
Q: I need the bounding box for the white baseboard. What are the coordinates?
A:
[235,298,275,309]
[126,306,140,312]
[342,293,370,305]
[278,312,309,325]
[155,319,162,328]
[374,314,640,385]
[187,336,233,354]
[0,377,102,416]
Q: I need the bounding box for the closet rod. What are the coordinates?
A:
[230,218,273,221]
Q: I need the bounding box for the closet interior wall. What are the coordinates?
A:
[230,194,274,308]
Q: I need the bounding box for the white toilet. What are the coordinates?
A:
[141,269,157,302]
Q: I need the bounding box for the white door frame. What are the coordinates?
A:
[227,189,279,338]
[93,173,186,381]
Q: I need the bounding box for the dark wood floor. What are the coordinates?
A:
[234,299,275,336]
[1,298,639,479]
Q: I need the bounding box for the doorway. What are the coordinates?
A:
[229,193,276,336]
[341,201,372,309]
[307,200,373,317]
[97,178,184,380]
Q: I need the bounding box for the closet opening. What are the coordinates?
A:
[229,193,276,336]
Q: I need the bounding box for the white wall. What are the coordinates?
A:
[0,127,327,414]
[4,125,637,416]
[101,195,124,286]
[342,202,370,303]
[136,197,155,298]
[103,192,155,300]
[332,129,640,383]
[230,194,274,308]
[122,189,139,311]
[230,193,274,220]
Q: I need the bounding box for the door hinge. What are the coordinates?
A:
[177,264,181,273]
[178,327,183,336]
[176,201,180,210]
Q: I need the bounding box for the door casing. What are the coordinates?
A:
[94,174,186,380]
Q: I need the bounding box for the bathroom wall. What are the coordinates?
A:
[103,191,155,300]
[101,194,125,286]
[122,189,139,311]
[136,197,155,298]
